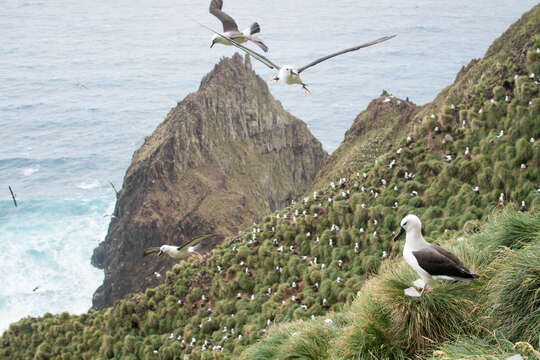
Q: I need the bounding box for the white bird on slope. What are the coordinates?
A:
[393,215,478,296]
[202,23,395,93]
[143,234,214,260]
[208,0,268,52]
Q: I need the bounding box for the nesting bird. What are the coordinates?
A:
[394,215,478,295]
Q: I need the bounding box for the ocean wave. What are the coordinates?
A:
[21,166,39,177]
[76,180,100,190]
[0,198,112,332]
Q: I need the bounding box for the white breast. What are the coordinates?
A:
[220,32,248,45]
[279,66,302,85]
[163,245,182,258]
[403,246,433,284]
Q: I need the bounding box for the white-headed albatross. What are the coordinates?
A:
[393,215,478,295]
[209,0,268,52]
[143,234,214,260]
[201,23,395,94]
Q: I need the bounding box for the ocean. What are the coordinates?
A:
[0,0,537,332]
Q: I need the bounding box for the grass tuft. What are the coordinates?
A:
[488,242,540,343]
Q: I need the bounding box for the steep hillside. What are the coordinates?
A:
[1,4,539,360]
[239,5,540,359]
[240,209,540,359]
[91,54,327,309]
[312,91,420,189]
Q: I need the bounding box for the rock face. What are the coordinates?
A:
[91,54,327,309]
[312,91,420,189]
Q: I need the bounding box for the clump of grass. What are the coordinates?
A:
[474,209,540,252]
[240,312,350,360]
[488,242,540,343]
[373,262,484,355]
[430,336,539,360]
[330,283,406,360]
[282,321,339,359]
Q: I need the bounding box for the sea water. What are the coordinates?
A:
[0,0,537,332]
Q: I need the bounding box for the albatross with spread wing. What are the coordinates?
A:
[143,234,214,260]
[202,23,394,93]
[209,0,268,52]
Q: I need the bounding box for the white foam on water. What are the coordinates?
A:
[76,180,100,190]
[21,166,39,177]
[0,198,113,333]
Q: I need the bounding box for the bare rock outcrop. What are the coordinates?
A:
[91,54,327,309]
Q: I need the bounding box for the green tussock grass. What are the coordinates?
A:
[239,314,347,360]
[1,5,540,360]
[244,210,540,359]
[430,336,540,360]
[488,241,540,343]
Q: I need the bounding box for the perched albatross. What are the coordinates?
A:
[143,234,214,260]
[209,0,268,52]
[201,23,395,93]
[393,215,478,295]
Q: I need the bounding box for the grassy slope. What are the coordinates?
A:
[1,4,540,360]
[240,210,540,359]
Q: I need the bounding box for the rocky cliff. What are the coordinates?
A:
[312,91,420,189]
[91,54,327,309]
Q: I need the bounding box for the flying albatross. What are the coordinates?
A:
[143,234,214,260]
[201,23,395,93]
[209,0,268,52]
[393,215,478,296]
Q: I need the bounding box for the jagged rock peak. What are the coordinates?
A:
[200,53,254,89]
[91,53,327,309]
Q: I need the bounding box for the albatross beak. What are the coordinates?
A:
[393,227,405,242]
[158,250,163,256]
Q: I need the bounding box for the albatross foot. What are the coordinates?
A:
[190,252,203,260]
[413,279,426,289]
[301,84,311,94]
[404,287,422,297]
[419,283,429,296]
[269,76,279,83]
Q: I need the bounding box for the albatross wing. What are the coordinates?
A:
[209,0,239,32]
[199,22,280,70]
[297,34,397,74]
[143,247,160,257]
[169,234,215,259]
[177,234,215,251]
[412,245,478,280]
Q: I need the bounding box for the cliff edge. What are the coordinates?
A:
[312,91,420,189]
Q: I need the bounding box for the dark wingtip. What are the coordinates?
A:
[250,22,261,35]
